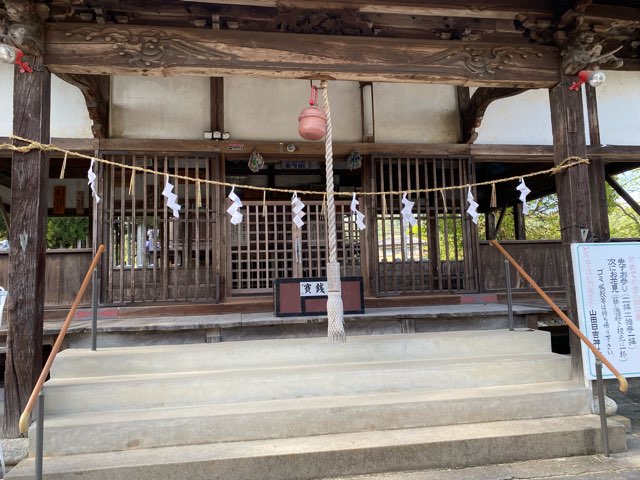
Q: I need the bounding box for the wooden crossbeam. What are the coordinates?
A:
[181,0,557,20]
[45,23,561,87]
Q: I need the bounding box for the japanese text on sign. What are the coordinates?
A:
[571,242,640,380]
[299,281,328,297]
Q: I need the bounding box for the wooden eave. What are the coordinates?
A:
[44,23,562,87]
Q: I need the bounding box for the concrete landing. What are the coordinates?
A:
[39,303,548,347]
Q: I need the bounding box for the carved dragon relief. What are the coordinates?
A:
[61,26,233,68]
[267,8,373,36]
[0,0,49,57]
[432,45,545,79]
[515,5,637,74]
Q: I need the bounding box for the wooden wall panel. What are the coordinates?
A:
[479,240,566,291]
[0,250,93,307]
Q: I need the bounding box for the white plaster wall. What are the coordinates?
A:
[1,67,638,148]
[372,83,459,143]
[0,64,14,136]
[475,89,553,145]
[0,66,93,138]
[51,74,93,138]
[110,76,210,139]
[225,78,361,142]
[595,70,640,146]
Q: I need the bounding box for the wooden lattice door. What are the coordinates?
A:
[373,156,478,295]
[99,153,220,304]
[229,200,361,295]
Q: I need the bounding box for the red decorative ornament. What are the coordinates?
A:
[569,70,606,91]
[0,44,33,73]
[298,85,327,141]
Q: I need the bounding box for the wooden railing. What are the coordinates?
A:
[18,245,105,434]
[490,239,628,393]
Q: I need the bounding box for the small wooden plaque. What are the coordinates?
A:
[76,190,85,215]
[53,185,66,215]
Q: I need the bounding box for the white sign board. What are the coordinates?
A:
[299,281,328,297]
[571,242,640,380]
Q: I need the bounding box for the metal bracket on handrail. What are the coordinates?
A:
[35,392,44,480]
[489,239,628,393]
[503,259,514,331]
[595,359,611,457]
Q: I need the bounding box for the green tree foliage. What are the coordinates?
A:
[46,217,89,249]
[523,195,561,240]
[477,167,639,241]
[608,169,640,239]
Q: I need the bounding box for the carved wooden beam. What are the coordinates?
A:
[45,23,561,87]
[2,0,49,57]
[460,87,527,143]
[56,73,110,138]
[181,0,558,20]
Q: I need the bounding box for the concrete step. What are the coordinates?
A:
[42,352,571,415]
[50,329,551,379]
[8,415,626,480]
[35,381,590,456]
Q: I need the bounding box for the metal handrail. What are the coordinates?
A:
[18,244,105,434]
[489,239,628,393]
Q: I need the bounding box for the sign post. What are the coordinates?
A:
[571,242,640,380]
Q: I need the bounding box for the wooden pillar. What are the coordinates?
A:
[216,154,228,303]
[4,57,51,437]
[456,87,470,143]
[485,212,496,240]
[585,85,610,241]
[210,77,224,133]
[361,156,376,297]
[548,78,591,382]
[514,203,526,240]
[210,77,224,301]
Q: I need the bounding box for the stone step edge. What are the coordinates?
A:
[54,329,548,358]
[40,381,588,428]
[51,329,551,378]
[34,382,591,456]
[10,415,626,480]
[46,352,565,386]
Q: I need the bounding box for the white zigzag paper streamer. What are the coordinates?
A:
[401,192,417,227]
[227,186,243,225]
[162,176,182,218]
[467,187,479,225]
[516,178,531,214]
[87,159,100,203]
[351,193,366,230]
[291,192,306,228]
